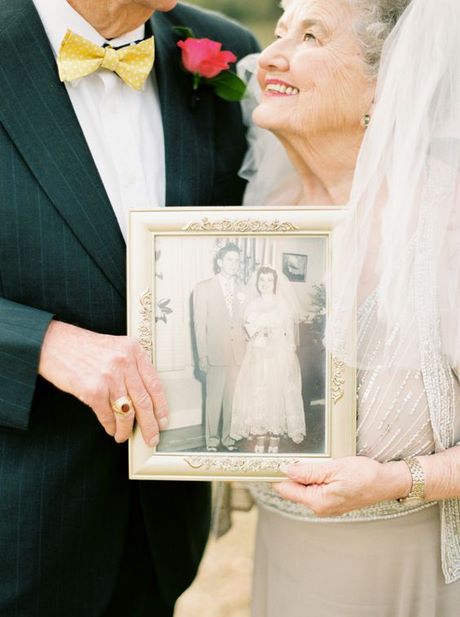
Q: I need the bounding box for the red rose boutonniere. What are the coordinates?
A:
[174,26,246,102]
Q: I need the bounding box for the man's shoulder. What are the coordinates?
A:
[0,0,27,35]
[162,2,259,57]
[195,276,218,292]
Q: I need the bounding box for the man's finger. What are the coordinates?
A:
[93,400,116,437]
[113,408,136,443]
[125,368,160,447]
[82,381,116,437]
[108,379,136,443]
[137,351,169,430]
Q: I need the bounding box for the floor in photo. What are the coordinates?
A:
[174,508,257,617]
[158,402,326,455]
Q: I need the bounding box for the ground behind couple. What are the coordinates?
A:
[175,509,256,617]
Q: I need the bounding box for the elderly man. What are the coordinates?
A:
[0,0,258,615]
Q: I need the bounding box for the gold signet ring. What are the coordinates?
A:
[112,396,133,416]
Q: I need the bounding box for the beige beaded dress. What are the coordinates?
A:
[251,293,460,617]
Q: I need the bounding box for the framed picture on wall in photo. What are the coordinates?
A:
[282,252,308,282]
[128,207,356,482]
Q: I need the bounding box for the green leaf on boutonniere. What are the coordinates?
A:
[172,26,195,40]
[207,71,246,102]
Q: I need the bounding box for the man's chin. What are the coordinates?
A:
[152,0,178,12]
[134,0,178,11]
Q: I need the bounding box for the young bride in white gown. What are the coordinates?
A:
[239,0,460,615]
[230,266,305,453]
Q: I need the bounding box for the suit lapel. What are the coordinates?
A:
[0,0,126,298]
[211,276,229,318]
[151,11,215,206]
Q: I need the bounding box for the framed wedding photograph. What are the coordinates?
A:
[128,207,356,482]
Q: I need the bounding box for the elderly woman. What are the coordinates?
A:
[241,0,460,615]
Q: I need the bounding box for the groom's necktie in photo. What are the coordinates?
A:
[221,279,234,317]
[57,30,155,90]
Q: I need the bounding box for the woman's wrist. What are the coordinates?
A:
[416,447,460,502]
[380,460,413,501]
[380,446,460,503]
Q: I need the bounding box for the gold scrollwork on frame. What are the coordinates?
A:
[183,218,299,233]
[184,456,299,472]
[332,356,345,404]
[137,288,153,354]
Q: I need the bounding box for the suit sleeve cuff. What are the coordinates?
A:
[0,298,55,430]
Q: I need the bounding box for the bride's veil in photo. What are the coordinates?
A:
[244,266,305,323]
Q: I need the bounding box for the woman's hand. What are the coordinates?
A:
[275,456,412,516]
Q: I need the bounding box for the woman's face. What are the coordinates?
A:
[258,272,275,295]
[254,0,375,138]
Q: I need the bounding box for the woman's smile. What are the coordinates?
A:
[264,78,300,96]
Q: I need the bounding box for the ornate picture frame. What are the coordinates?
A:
[128,207,356,481]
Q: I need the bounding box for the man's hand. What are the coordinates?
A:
[38,321,169,445]
[199,357,208,373]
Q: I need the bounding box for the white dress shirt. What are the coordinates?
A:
[218,274,235,316]
[32,0,166,240]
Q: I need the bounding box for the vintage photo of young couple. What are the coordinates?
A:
[153,234,327,457]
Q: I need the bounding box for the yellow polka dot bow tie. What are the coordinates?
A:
[57,29,155,91]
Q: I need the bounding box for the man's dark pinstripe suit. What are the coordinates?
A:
[0,1,258,615]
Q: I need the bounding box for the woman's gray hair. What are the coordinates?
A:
[281,0,412,74]
[349,0,412,73]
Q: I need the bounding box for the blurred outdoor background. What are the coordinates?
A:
[173,3,281,616]
[175,508,258,617]
[189,0,282,46]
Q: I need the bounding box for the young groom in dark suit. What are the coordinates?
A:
[0,0,258,615]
